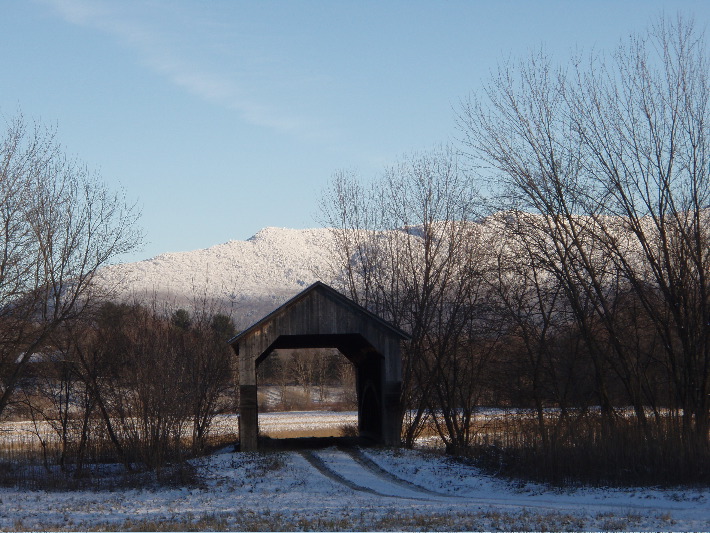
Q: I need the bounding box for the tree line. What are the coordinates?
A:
[321,16,709,484]
[11,302,236,474]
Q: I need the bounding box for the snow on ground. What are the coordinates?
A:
[1,412,709,531]
[258,411,357,435]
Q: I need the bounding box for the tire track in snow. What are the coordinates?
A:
[301,448,578,509]
[300,448,700,517]
[342,447,449,498]
[299,450,391,498]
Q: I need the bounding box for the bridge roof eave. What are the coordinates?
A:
[228,282,411,352]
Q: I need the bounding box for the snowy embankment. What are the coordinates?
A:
[1,412,709,531]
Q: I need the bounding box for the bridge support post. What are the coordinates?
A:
[382,381,402,446]
[239,385,258,452]
[238,349,258,452]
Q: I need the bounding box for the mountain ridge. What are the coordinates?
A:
[99,211,694,327]
[98,226,339,327]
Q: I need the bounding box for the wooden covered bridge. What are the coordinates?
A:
[229,282,409,452]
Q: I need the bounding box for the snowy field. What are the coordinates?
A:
[1,411,709,531]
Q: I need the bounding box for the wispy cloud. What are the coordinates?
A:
[41,0,323,136]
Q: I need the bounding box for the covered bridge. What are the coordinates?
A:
[229,281,409,452]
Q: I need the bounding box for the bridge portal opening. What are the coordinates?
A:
[256,347,358,439]
[257,348,357,414]
[252,333,387,447]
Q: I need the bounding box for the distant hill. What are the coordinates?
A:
[98,211,673,329]
[96,217,518,328]
[98,227,339,328]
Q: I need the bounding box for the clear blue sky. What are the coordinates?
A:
[2,1,708,263]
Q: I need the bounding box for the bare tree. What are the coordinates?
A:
[484,213,604,444]
[459,15,710,443]
[321,145,492,448]
[289,349,317,405]
[569,16,710,440]
[335,355,357,406]
[0,115,141,419]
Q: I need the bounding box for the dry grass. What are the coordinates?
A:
[466,411,710,486]
[259,426,344,439]
[4,509,598,532]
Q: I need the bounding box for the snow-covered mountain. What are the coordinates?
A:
[98,227,340,327]
[99,210,701,328]
[94,216,553,327]
[97,219,507,327]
